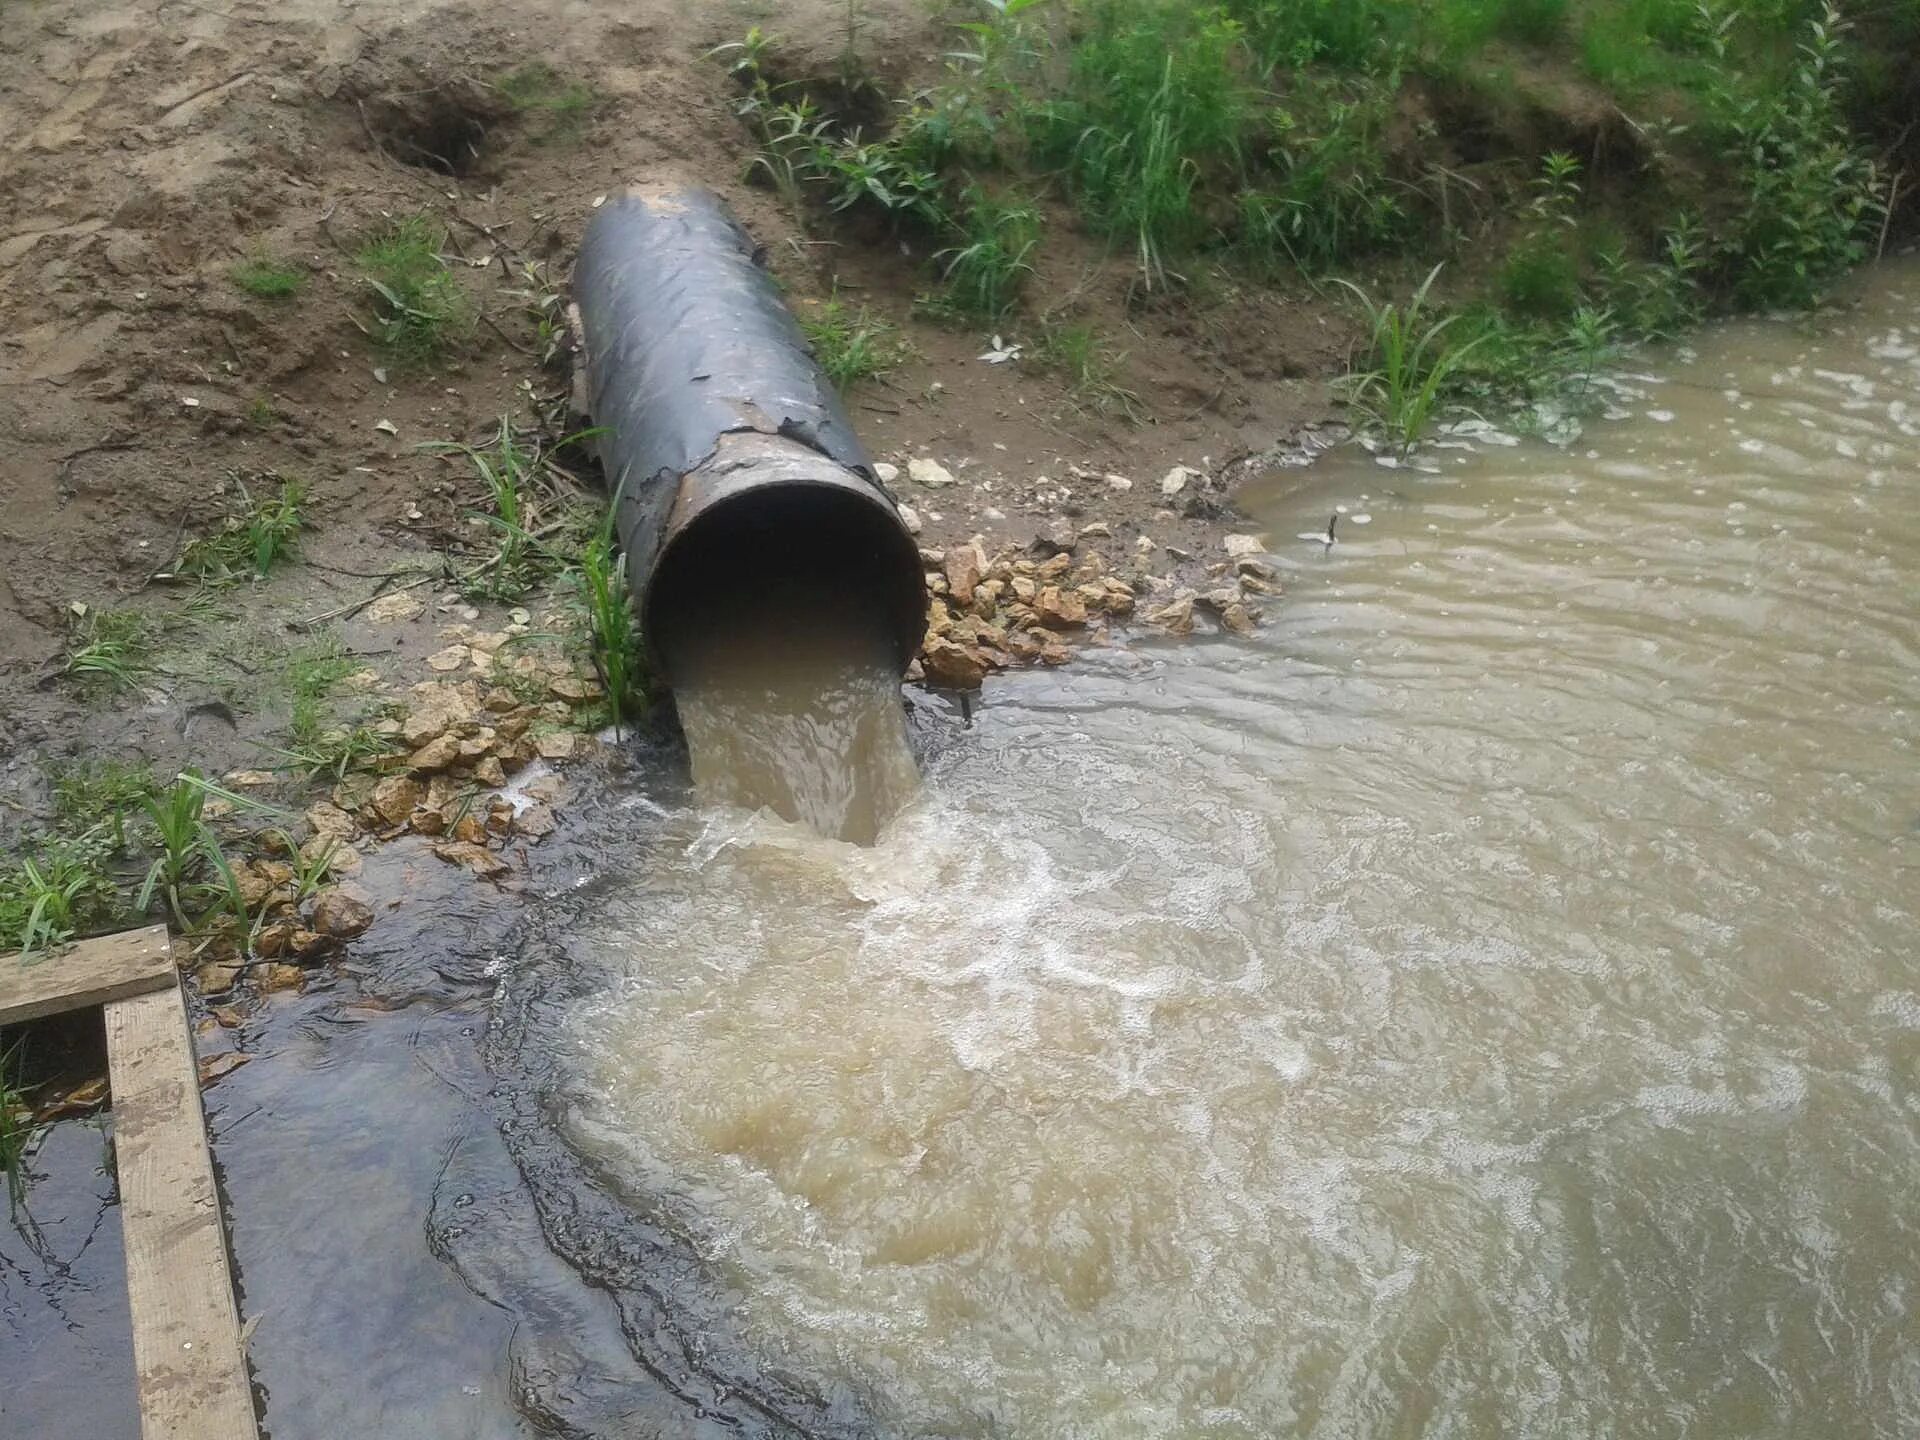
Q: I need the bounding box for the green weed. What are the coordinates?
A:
[50,760,155,835]
[283,637,358,748]
[63,608,151,693]
[800,295,905,389]
[1713,4,1880,310]
[173,475,305,585]
[195,825,255,939]
[136,774,207,928]
[357,216,474,365]
[935,187,1040,318]
[1028,0,1247,288]
[0,830,117,955]
[1239,75,1409,274]
[230,251,304,299]
[576,505,645,734]
[271,724,397,783]
[496,62,599,142]
[1035,320,1144,418]
[1336,263,1485,454]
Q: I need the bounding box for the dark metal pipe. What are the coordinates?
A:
[571,185,927,681]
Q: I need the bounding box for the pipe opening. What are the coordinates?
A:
[645,478,927,685]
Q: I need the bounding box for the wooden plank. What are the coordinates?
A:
[0,923,175,1026]
[106,978,259,1440]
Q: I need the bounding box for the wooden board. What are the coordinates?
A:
[105,979,260,1440]
[0,922,175,1025]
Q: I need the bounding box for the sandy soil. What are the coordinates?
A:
[0,0,1348,823]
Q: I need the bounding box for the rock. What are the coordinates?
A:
[410,809,448,836]
[450,814,488,845]
[514,803,557,839]
[233,867,276,910]
[1010,575,1037,603]
[908,457,958,488]
[368,774,424,827]
[258,965,306,994]
[305,801,357,840]
[482,686,520,713]
[1079,522,1112,539]
[550,675,593,702]
[1105,473,1133,492]
[427,644,470,672]
[1003,630,1043,661]
[1224,533,1267,558]
[310,889,373,939]
[1234,555,1277,579]
[1030,521,1077,557]
[1038,552,1073,581]
[407,734,461,772]
[921,637,989,689]
[196,957,244,993]
[285,929,329,959]
[432,841,512,879]
[1145,596,1195,634]
[255,922,293,957]
[1039,642,1071,665]
[534,730,580,762]
[199,1050,257,1082]
[1160,464,1204,498]
[224,769,276,788]
[366,591,424,624]
[897,503,922,536]
[474,755,507,787]
[1220,602,1259,636]
[402,685,476,747]
[302,833,357,875]
[1081,577,1136,617]
[874,461,900,484]
[944,542,985,606]
[1034,585,1088,629]
[926,598,955,638]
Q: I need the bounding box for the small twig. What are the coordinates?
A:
[355,99,400,170]
[1877,168,1905,262]
[317,198,346,252]
[480,312,537,357]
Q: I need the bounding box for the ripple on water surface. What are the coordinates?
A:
[542,268,1920,1437]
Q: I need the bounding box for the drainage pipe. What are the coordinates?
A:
[571,185,927,682]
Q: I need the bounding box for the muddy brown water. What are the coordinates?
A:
[669,589,922,847]
[7,267,1920,1436]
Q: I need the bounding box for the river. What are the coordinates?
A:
[5,264,1917,1437]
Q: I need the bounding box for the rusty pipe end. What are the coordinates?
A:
[638,433,928,684]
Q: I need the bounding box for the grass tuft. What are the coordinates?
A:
[934,187,1041,319]
[496,62,600,142]
[357,216,474,365]
[173,475,305,585]
[0,830,117,955]
[799,295,906,390]
[230,251,305,299]
[576,503,646,735]
[1336,263,1485,455]
[63,608,152,694]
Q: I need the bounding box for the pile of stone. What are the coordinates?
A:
[912,531,1278,690]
